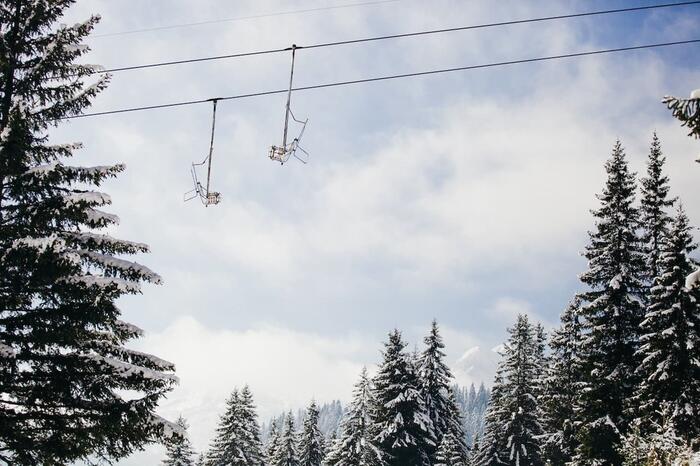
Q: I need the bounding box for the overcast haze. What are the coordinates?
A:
[56,0,700,463]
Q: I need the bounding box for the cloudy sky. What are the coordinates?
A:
[56,0,699,463]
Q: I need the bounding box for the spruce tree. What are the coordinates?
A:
[418,320,455,459]
[267,419,281,465]
[0,2,177,464]
[573,141,645,465]
[639,133,675,285]
[325,367,384,466]
[272,412,299,466]
[207,389,250,466]
[471,370,508,466]
[635,206,700,446]
[163,416,197,466]
[298,400,325,466]
[239,385,264,465]
[541,299,583,465]
[372,330,435,466]
[500,315,544,466]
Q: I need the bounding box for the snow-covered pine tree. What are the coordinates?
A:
[272,412,299,466]
[197,454,207,466]
[239,385,264,465]
[324,367,384,466]
[663,89,700,291]
[437,388,469,466]
[573,141,646,465]
[372,330,435,466]
[640,133,675,285]
[471,369,508,466]
[418,320,455,459]
[298,400,325,466]
[0,2,177,464]
[163,416,197,466]
[541,299,583,466]
[663,90,700,141]
[500,315,544,466]
[206,389,248,466]
[635,205,700,446]
[267,419,282,465]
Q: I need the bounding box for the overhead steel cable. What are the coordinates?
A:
[95,1,700,75]
[62,38,700,120]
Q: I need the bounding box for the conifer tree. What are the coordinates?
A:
[298,400,325,466]
[500,315,544,466]
[272,412,299,466]
[325,367,384,466]
[635,206,700,446]
[163,416,197,466]
[573,141,645,465]
[239,385,264,465]
[418,320,455,459]
[267,420,282,465]
[207,389,260,466]
[471,370,508,466]
[541,299,582,466]
[197,454,207,466]
[0,2,177,464]
[639,133,675,285]
[441,388,470,466]
[372,330,435,466]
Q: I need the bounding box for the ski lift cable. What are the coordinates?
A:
[93,1,700,75]
[59,38,700,120]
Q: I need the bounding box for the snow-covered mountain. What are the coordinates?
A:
[452,345,503,387]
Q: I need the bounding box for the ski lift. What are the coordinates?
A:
[269,44,310,165]
[185,99,222,206]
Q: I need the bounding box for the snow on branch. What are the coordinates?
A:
[78,250,161,284]
[150,414,186,439]
[81,352,178,383]
[0,342,15,358]
[686,269,700,290]
[63,191,112,207]
[66,232,149,253]
[62,275,141,293]
[85,208,120,226]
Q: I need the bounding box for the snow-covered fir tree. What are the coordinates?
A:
[267,419,282,465]
[372,330,435,466]
[324,367,384,466]
[573,141,646,465]
[298,400,325,466]
[635,205,700,447]
[434,388,469,466]
[453,383,489,448]
[239,385,265,465]
[541,299,583,466]
[472,369,508,466]
[197,454,207,466]
[499,315,544,466]
[206,388,263,466]
[640,133,675,285]
[0,2,177,464]
[418,320,456,460]
[272,412,299,466]
[163,417,197,466]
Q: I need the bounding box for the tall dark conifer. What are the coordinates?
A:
[271,412,299,466]
[418,320,454,459]
[472,370,508,466]
[500,315,543,466]
[541,299,582,466]
[325,367,384,466]
[298,400,325,466]
[372,330,435,466]
[635,206,700,446]
[573,141,645,465]
[639,133,675,285]
[0,2,176,464]
[163,416,197,466]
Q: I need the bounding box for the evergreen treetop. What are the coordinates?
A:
[163,416,197,466]
[0,2,176,463]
